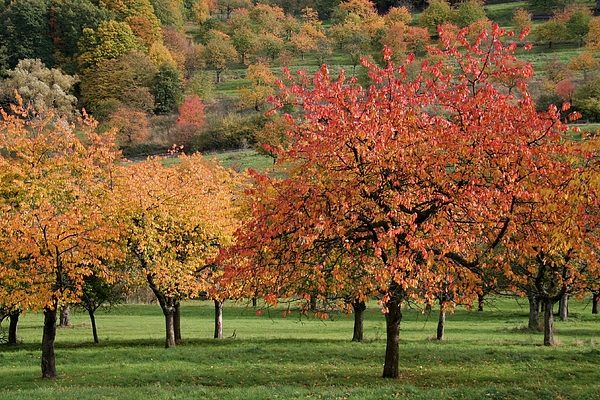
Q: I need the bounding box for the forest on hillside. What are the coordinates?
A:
[0,0,599,158]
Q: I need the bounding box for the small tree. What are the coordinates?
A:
[79,274,125,344]
[153,64,183,114]
[512,8,533,35]
[203,30,238,83]
[238,63,276,111]
[108,107,152,146]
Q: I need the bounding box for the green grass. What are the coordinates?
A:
[1,298,599,399]
[484,1,528,27]
[206,149,274,172]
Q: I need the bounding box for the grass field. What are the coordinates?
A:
[1,298,598,400]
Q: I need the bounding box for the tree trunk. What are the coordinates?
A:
[41,306,57,378]
[8,310,19,345]
[528,294,541,331]
[164,310,176,348]
[174,303,181,345]
[559,293,568,321]
[309,295,317,312]
[543,300,555,346]
[59,305,70,327]
[382,293,402,379]
[214,300,223,339]
[437,307,446,341]
[351,300,366,342]
[216,70,221,84]
[88,310,99,344]
[593,291,599,314]
[252,298,257,308]
[596,0,600,15]
[477,293,484,312]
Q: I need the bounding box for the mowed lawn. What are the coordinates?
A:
[1,298,598,400]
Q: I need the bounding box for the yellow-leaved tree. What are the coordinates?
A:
[0,102,122,378]
[114,154,242,347]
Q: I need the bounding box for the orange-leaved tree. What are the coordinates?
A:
[227,24,586,378]
[115,155,242,347]
[0,103,122,378]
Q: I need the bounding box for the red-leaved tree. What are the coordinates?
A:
[225,24,593,378]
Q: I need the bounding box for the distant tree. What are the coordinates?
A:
[586,17,600,49]
[452,0,487,28]
[187,71,216,101]
[534,20,569,48]
[0,59,78,116]
[419,0,454,33]
[330,20,373,71]
[290,23,327,60]
[0,0,54,68]
[512,8,533,35]
[153,64,183,113]
[332,0,378,22]
[203,30,238,83]
[258,33,285,62]
[126,15,163,48]
[568,51,599,81]
[78,20,142,69]
[555,78,575,102]
[216,0,252,19]
[191,0,216,23]
[239,63,276,111]
[49,0,110,69]
[108,106,152,146]
[80,51,157,117]
[151,0,185,27]
[552,6,592,47]
[384,6,413,25]
[254,115,292,161]
[177,95,205,128]
[248,4,287,36]
[574,77,600,121]
[380,23,430,59]
[232,28,258,65]
[149,41,178,68]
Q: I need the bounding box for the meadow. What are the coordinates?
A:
[1,298,598,400]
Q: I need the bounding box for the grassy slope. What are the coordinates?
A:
[1,299,598,400]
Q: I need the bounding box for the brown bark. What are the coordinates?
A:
[593,291,599,314]
[309,295,317,312]
[528,294,541,331]
[164,310,176,348]
[351,300,366,342]
[382,292,402,379]
[436,307,446,341]
[214,299,223,339]
[88,310,99,344]
[8,310,20,345]
[252,298,257,308]
[174,303,181,345]
[477,293,484,312]
[543,300,555,346]
[558,293,568,321]
[41,306,57,378]
[146,274,177,348]
[59,305,70,327]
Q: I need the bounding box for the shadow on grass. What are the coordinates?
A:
[1,335,599,392]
